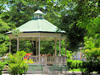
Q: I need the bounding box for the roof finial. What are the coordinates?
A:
[34,10,44,15]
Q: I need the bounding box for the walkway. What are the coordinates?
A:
[2,71,99,75]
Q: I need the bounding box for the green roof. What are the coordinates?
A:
[16,18,65,33]
[7,10,65,34]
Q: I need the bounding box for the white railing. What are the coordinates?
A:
[24,56,66,65]
[24,56,39,63]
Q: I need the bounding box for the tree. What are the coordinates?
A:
[57,1,86,51]
[0,18,9,56]
[74,0,100,36]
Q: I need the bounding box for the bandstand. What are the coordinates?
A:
[6,10,67,66]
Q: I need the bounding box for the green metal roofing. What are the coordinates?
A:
[7,10,65,34]
[16,18,65,33]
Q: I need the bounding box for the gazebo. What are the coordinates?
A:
[6,10,67,65]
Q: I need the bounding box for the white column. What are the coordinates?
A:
[9,39,11,53]
[39,35,41,64]
[17,37,19,51]
[59,36,61,56]
[55,39,57,56]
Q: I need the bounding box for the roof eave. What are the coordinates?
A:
[6,31,66,34]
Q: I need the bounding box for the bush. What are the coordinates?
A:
[0,61,5,75]
[7,51,28,75]
[67,59,83,69]
[81,61,100,74]
[82,48,100,74]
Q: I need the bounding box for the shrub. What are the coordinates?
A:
[7,51,28,75]
[82,48,100,61]
[81,61,100,74]
[82,48,100,74]
[0,61,5,75]
[67,59,83,69]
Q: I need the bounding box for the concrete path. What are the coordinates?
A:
[2,71,99,75]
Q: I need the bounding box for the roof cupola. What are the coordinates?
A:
[33,10,44,19]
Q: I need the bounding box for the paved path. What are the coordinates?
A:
[2,71,99,75]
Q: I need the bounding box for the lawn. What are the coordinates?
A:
[68,68,83,72]
[68,68,97,73]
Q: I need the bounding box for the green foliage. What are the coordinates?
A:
[84,36,95,49]
[81,46,100,74]
[67,60,100,74]
[66,50,73,59]
[79,61,100,74]
[58,8,85,51]
[67,60,83,69]
[19,41,32,53]
[12,29,20,37]
[82,36,100,74]
[83,35,100,61]
[0,19,9,32]
[11,40,32,54]
[40,40,72,56]
[0,61,5,75]
[0,19,9,56]
[82,48,100,61]
[84,34,100,49]
[40,41,54,55]
[7,51,28,75]
[75,0,100,38]
[0,43,8,56]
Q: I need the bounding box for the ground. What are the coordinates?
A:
[2,71,99,75]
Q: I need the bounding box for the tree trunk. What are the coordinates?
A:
[30,41,36,55]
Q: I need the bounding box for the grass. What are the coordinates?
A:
[68,68,82,72]
[68,68,97,73]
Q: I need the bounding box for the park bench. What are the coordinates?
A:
[49,65,68,75]
[49,65,62,75]
[27,64,43,74]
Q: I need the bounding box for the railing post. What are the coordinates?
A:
[57,56,58,65]
[45,54,47,66]
[50,56,51,63]
[54,56,56,64]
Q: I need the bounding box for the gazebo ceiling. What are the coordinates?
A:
[6,10,66,41]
